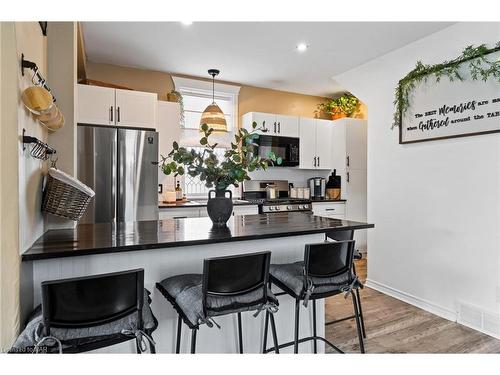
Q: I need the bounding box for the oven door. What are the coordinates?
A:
[256,135,299,167]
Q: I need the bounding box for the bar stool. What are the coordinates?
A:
[264,240,365,354]
[11,269,157,353]
[156,251,280,354]
[325,230,366,338]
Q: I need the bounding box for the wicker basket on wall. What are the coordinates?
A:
[41,168,95,221]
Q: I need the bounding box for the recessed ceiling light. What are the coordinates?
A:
[296,43,308,52]
[181,21,193,26]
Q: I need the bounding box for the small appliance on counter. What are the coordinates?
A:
[326,169,342,200]
[308,177,326,199]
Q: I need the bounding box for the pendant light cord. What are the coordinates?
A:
[212,72,215,104]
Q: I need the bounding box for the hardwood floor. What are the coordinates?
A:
[324,258,500,353]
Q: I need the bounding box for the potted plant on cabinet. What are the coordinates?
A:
[318,93,359,120]
[160,122,281,227]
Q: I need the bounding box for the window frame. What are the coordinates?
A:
[172,75,241,133]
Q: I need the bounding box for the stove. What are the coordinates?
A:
[242,180,312,214]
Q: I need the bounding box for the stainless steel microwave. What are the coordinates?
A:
[255,135,300,167]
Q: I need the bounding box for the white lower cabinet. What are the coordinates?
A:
[160,205,258,220]
[232,205,259,216]
[159,207,202,220]
[312,202,346,219]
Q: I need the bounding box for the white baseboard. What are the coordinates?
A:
[365,279,457,322]
[366,279,500,341]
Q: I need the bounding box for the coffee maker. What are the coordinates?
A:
[308,177,326,199]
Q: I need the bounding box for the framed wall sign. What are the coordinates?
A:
[399,49,500,144]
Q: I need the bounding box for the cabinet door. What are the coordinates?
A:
[331,120,346,171]
[115,89,157,129]
[299,118,316,169]
[345,169,366,222]
[276,115,299,137]
[315,119,333,170]
[232,205,259,216]
[77,84,114,125]
[312,202,346,216]
[346,119,367,170]
[159,208,200,219]
[157,102,181,197]
[245,112,276,135]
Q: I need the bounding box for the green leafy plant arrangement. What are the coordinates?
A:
[167,90,185,126]
[160,122,282,191]
[393,42,500,128]
[317,93,359,118]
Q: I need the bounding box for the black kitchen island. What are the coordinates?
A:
[23,212,374,353]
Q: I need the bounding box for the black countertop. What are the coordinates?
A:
[22,212,374,261]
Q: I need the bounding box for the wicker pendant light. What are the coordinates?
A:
[200,69,227,132]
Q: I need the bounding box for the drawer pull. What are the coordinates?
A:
[325,208,336,211]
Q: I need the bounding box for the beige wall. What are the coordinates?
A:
[0,21,21,351]
[86,62,334,125]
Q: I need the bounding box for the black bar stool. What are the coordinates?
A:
[264,240,365,354]
[325,230,366,338]
[11,269,157,353]
[156,251,280,354]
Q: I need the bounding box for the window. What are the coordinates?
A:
[172,75,241,133]
[183,146,234,197]
[181,90,234,131]
[172,76,241,197]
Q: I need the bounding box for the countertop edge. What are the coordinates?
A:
[21,222,374,262]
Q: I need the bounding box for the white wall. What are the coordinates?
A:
[15,23,48,252]
[46,22,77,230]
[334,22,500,335]
[249,168,331,191]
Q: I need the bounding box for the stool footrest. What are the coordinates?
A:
[325,315,356,325]
[264,335,344,354]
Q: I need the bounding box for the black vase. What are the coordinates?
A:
[207,189,233,227]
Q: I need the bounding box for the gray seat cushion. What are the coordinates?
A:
[270,261,353,298]
[156,274,278,328]
[11,288,157,353]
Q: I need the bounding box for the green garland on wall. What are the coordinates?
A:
[393,42,500,129]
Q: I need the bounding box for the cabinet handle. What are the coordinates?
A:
[277,122,281,133]
[117,107,121,122]
[273,121,277,133]
[317,157,320,167]
[347,172,350,182]
[347,156,350,167]
[110,106,113,122]
[262,121,268,132]
[313,156,317,167]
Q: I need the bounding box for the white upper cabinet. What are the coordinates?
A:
[315,119,333,170]
[299,117,333,170]
[115,89,157,129]
[345,119,367,170]
[331,118,367,171]
[276,114,299,137]
[299,117,316,169]
[77,84,115,125]
[77,84,157,129]
[242,112,274,135]
[242,112,298,137]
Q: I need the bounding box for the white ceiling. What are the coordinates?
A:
[82,22,454,97]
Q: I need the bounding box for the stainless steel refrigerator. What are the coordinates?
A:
[77,125,159,224]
